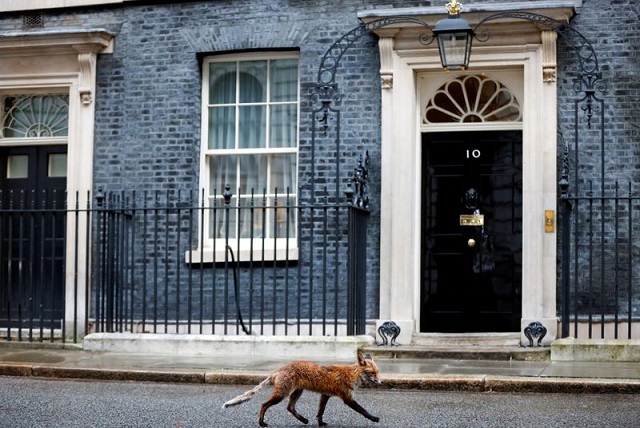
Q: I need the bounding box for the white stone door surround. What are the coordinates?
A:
[0,29,113,336]
[360,2,578,345]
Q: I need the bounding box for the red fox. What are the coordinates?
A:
[223,352,381,427]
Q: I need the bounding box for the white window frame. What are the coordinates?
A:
[190,51,300,263]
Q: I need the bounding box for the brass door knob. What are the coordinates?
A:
[467,239,476,247]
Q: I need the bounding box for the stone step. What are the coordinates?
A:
[364,332,550,361]
[410,333,522,347]
[362,345,550,361]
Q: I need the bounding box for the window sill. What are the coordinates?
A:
[185,246,299,264]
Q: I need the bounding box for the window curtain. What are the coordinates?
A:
[208,58,298,239]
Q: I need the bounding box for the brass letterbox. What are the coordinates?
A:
[459,214,484,226]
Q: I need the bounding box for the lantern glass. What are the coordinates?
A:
[436,31,472,70]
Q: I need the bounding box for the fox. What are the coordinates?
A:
[222,352,381,427]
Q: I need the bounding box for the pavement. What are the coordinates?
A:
[1,342,640,394]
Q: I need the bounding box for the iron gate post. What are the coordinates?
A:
[560,198,572,338]
[345,152,370,335]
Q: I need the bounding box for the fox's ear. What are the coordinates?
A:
[357,352,372,364]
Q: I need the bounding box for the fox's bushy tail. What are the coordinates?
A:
[222,377,272,408]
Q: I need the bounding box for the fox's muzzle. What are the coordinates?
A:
[367,377,382,385]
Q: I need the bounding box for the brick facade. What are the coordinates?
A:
[0,0,638,337]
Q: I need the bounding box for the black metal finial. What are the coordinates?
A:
[558,134,570,198]
[223,183,232,206]
[95,186,105,207]
[346,151,370,209]
[344,179,354,200]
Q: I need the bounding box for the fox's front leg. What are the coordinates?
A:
[343,398,379,423]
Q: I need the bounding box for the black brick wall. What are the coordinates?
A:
[1,0,638,329]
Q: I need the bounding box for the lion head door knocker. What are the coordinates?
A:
[463,187,479,210]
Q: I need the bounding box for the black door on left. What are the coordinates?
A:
[0,145,67,329]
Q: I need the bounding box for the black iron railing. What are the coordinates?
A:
[0,187,370,342]
[93,188,361,337]
[559,182,640,339]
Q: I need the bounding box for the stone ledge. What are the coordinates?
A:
[482,375,640,394]
[31,365,205,383]
[83,333,375,361]
[551,338,640,362]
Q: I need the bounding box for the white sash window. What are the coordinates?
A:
[198,52,299,261]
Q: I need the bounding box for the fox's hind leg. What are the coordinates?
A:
[316,394,331,427]
[258,390,286,428]
[286,388,309,424]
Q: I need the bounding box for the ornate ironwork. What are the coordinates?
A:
[345,151,370,209]
[309,83,341,134]
[309,16,433,204]
[377,320,401,346]
[524,321,548,347]
[317,17,433,86]
[558,132,570,199]
[311,16,434,142]
[473,12,606,128]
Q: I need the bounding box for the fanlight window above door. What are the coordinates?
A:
[423,75,521,124]
[1,94,69,139]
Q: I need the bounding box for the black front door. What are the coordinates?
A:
[0,145,67,329]
[421,131,522,333]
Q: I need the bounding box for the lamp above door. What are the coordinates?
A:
[432,0,473,71]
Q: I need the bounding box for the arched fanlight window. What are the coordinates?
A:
[1,94,69,138]
[423,75,521,124]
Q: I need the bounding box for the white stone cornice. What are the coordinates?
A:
[0,30,113,105]
[359,2,579,23]
[361,4,576,55]
[0,29,114,57]
[0,1,144,13]
[359,1,577,51]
